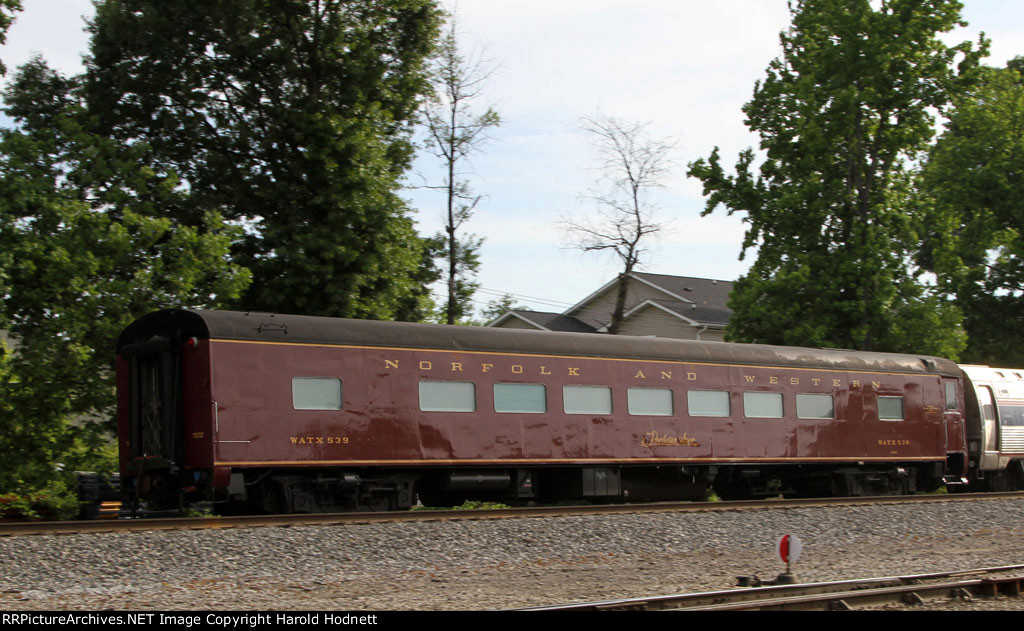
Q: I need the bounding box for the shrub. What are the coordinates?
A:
[0,479,80,521]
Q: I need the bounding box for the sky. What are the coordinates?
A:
[2,1,1022,317]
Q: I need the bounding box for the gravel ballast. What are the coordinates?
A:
[2,497,1023,610]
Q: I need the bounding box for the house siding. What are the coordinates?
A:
[700,328,726,342]
[617,304,725,341]
[618,317,699,339]
[569,280,678,329]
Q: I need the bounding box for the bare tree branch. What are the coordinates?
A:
[560,114,677,333]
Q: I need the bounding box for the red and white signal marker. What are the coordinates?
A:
[777,533,802,564]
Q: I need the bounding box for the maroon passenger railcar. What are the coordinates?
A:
[116,309,967,512]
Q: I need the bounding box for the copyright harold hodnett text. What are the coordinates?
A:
[2,613,378,628]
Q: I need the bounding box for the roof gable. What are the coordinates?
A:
[489,310,598,333]
[487,272,733,338]
[564,272,732,317]
[623,299,730,326]
[631,272,732,310]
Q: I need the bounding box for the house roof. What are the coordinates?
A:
[631,272,733,310]
[564,272,733,316]
[488,272,734,335]
[623,299,731,327]
[488,310,599,333]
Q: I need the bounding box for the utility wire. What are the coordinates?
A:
[475,286,575,310]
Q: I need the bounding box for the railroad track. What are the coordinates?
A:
[521,565,1024,611]
[2,491,1022,537]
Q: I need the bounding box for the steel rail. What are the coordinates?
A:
[2,491,1022,537]
[519,565,1024,611]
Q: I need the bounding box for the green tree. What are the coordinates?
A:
[0,0,22,76]
[0,57,250,493]
[688,0,984,358]
[422,13,500,324]
[479,292,522,324]
[920,58,1024,365]
[84,0,443,320]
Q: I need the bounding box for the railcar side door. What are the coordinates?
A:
[123,335,183,469]
[976,384,1001,470]
[941,377,966,478]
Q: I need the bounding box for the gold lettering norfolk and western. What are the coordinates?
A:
[383,357,907,394]
[391,358,582,377]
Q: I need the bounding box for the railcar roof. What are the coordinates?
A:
[117,309,961,377]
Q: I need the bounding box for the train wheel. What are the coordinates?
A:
[990,462,1024,491]
[1013,462,1024,491]
[261,480,289,514]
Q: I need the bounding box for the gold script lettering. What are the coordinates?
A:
[641,431,700,448]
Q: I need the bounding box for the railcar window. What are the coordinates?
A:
[999,405,1024,426]
[979,386,996,421]
[1004,406,1023,425]
[796,393,834,419]
[419,381,476,412]
[878,396,905,420]
[945,382,957,410]
[687,390,730,417]
[743,392,784,418]
[563,385,612,415]
[494,383,547,413]
[292,377,342,410]
[628,387,673,416]
[984,403,996,421]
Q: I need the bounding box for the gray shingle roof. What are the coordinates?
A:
[639,299,732,326]
[631,272,733,310]
[503,310,599,333]
[489,272,734,334]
